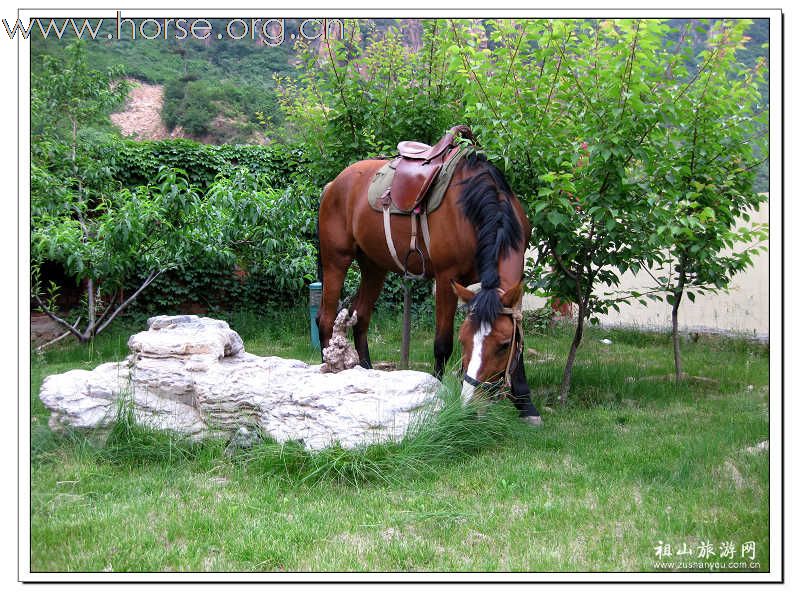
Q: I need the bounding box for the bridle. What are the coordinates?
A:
[462,289,524,392]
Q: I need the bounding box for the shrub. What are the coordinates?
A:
[236,375,520,485]
[99,138,308,191]
[130,170,320,314]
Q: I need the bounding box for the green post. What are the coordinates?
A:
[309,281,323,349]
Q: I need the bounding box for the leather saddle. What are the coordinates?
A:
[381,125,476,214]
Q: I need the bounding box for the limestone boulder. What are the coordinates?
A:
[39,316,441,450]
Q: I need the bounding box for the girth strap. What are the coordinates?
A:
[382,203,405,273]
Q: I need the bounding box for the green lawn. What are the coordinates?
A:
[29,309,770,573]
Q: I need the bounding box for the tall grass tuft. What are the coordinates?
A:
[56,373,521,484]
[99,394,225,468]
[238,374,521,486]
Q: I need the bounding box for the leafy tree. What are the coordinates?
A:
[450,20,675,402]
[448,18,767,402]
[641,19,769,381]
[30,42,208,342]
[276,20,464,184]
[31,40,130,214]
[32,169,202,342]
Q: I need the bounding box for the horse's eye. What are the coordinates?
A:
[496,340,512,354]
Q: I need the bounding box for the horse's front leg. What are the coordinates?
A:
[509,358,542,425]
[433,273,459,379]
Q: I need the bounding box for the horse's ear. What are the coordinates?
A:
[451,280,476,303]
[500,283,523,308]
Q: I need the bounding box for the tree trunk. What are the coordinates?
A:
[86,278,96,337]
[671,286,684,383]
[35,270,165,344]
[559,300,586,405]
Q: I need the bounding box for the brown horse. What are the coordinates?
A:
[317,151,540,422]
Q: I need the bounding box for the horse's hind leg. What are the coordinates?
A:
[351,255,387,369]
[432,272,459,379]
[318,250,353,355]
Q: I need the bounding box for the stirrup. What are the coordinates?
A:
[403,246,426,280]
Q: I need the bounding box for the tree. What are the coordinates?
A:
[449,19,695,403]
[31,41,145,342]
[32,168,202,342]
[276,20,464,184]
[641,19,769,381]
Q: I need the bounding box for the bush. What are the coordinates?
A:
[129,170,320,314]
[235,375,520,485]
[99,138,308,191]
[277,23,465,185]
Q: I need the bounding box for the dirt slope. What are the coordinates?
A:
[110,79,173,141]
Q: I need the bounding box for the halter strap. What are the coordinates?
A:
[463,373,483,388]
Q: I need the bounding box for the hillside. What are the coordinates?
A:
[31,18,769,147]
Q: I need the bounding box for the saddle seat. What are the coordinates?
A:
[383,125,475,213]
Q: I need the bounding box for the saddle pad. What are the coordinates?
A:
[367,145,470,215]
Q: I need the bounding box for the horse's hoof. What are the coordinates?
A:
[522,415,543,427]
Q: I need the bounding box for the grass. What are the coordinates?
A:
[29,308,770,573]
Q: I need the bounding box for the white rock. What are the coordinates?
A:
[40,315,441,450]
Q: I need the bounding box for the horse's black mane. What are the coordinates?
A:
[458,152,523,326]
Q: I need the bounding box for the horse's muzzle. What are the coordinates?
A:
[461,373,502,404]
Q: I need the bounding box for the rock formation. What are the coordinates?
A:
[39,315,440,450]
[321,309,359,373]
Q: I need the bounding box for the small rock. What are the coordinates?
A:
[745,440,769,454]
[225,427,260,455]
[320,309,359,373]
[465,531,489,546]
[724,460,746,489]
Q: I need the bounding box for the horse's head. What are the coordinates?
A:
[451,281,524,402]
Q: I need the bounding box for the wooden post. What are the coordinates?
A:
[401,280,412,369]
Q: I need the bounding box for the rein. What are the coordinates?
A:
[498,304,524,387]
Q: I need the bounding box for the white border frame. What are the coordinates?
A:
[12,3,784,584]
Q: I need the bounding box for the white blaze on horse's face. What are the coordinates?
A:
[461,321,491,403]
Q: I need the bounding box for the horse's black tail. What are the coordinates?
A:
[315,213,322,282]
[315,183,329,283]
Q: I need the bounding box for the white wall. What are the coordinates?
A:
[522,201,770,340]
